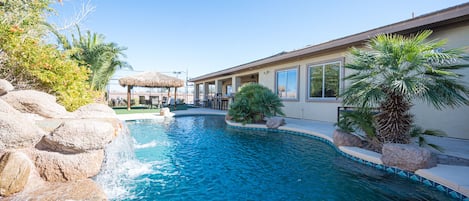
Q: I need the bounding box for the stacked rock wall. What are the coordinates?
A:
[0,79,120,200]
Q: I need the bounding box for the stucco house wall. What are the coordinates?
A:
[190,4,469,139]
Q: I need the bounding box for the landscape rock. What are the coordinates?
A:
[32,149,104,182]
[36,119,115,153]
[160,107,172,116]
[0,113,45,149]
[333,129,363,147]
[381,143,437,172]
[265,117,285,129]
[1,90,72,118]
[5,179,106,201]
[0,79,14,96]
[73,103,117,119]
[0,151,32,196]
[0,98,20,114]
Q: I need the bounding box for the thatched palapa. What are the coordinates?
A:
[118,72,184,110]
[119,72,184,88]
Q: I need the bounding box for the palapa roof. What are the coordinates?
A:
[119,72,184,88]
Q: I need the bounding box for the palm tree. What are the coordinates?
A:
[342,30,469,144]
[48,25,131,91]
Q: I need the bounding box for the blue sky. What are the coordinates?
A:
[49,0,468,79]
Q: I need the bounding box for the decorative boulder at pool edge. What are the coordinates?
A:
[0,79,14,96]
[333,130,363,147]
[1,90,72,118]
[37,119,115,154]
[32,149,104,182]
[381,143,437,172]
[160,107,171,116]
[265,117,285,129]
[7,179,107,201]
[0,152,31,196]
[73,103,117,119]
[0,98,20,114]
[0,113,46,149]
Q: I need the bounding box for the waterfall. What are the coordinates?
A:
[95,123,148,200]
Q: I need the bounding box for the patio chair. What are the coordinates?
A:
[162,96,167,107]
[139,96,146,106]
[150,96,160,109]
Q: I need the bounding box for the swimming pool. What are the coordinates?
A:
[97,115,453,200]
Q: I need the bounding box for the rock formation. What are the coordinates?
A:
[265,117,285,129]
[332,129,363,147]
[381,143,437,172]
[0,79,119,200]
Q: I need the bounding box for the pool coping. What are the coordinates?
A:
[225,120,469,200]
[117,111,469,200]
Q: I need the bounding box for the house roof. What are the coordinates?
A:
[189,2,469,82]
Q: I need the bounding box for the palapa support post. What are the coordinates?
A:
[174,87,177,110]
[126,85,132,111]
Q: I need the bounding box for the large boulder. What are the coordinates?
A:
[265,117,285,129]
[73,103,117,119]
[333,129,363,147]
[0,98,20,114]
[1,90,71,118]
[0,79,14,96]
[0,152,32,196]
[36,119,115,154]
[32,149,104,182]
[0,113,45,149]
[381,143,437,172]
[5,179,107,201]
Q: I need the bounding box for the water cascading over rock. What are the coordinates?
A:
[0,79,121,200]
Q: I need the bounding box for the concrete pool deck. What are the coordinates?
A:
[117,108,469,198]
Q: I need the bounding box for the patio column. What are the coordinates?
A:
[215,79,223,95]
[203,82,209,100]
[232,76,241,93]
[194,83,200,105]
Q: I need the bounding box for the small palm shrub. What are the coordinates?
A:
[228,83,284,124]
[337,109,446,152]
[342,30,469,144]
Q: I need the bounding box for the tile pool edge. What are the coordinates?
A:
[225,120,468,200]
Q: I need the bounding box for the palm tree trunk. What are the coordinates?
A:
[375,91,413,144]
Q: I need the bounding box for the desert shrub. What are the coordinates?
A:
[228,83,284,124]
[0,1,98,111]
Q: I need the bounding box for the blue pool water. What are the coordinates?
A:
[98,115,452,200]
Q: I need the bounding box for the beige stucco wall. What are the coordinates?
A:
[258,51,348,122]
[410,24,469,139]
[195,23,469,139]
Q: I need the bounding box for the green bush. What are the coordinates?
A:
[0,1,98,111]
[228,83,284,124]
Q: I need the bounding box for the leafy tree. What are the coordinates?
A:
[228,83,284,124]
[0,0,98,111]
[342,30,469,144]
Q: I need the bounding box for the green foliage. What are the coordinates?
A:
[49,25,130,91]
[410,126,446,152]
[0,0,98,111]
[342,30,469,144]
[228,83,284,124]
[336,109,376,139]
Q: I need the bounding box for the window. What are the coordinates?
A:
[308,61,342,99]
[276,67,298,100]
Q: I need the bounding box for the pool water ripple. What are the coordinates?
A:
[116,116,452,201]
